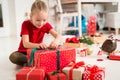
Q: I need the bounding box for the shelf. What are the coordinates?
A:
[63,27,78,31]
[58,0,120,36]
[61,0,119,4]
[61,0,77,4]
[78,0,120,36]
[81,0,119,2]
[60,12,78,17]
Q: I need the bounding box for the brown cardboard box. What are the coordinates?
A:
[89,35,107,44]
[63,43,87,48]
[62,66,84,80]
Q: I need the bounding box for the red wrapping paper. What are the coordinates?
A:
[82,65,105,80]
[27,47,76,73]
[108,54,120,60]
[16,67,45,80]
[47,71,67,80]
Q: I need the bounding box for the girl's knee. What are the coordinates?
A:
[9,51,27,65]
[9,52,19,64]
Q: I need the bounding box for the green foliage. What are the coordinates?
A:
[80,36,93,45]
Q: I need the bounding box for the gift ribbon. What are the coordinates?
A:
[27,48,37,66]
[84,65,105,80]
[69,61,85,80]
[26,67,36,80]
[23,67,45,80]
[48,71,61,80]
[56,50,60,70]
[27,48,61,72]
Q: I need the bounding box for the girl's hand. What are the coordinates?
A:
[49,41,58,49]
[39,43,48,49]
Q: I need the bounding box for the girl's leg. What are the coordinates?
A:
[9,51,27,66]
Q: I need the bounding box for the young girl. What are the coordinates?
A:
[9,0,61,66]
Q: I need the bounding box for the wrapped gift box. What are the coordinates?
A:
[16,67,45,80]
[77,48,87,57]
[108,54,120,60]
[62,61,85,80]
[47,71,67,80]
[82,65,105,80]
[89,33,107,44]
[27,47,76,73]
[63,43,87,48]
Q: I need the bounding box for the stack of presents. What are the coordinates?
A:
[16,46,105,80]
[15,15,108,80]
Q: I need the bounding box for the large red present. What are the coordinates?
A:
[82,65,105,80]
[27,47,76,73]
[47,71,67,80]
[16,67,45,80]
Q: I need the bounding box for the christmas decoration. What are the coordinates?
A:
[87,16,96,35]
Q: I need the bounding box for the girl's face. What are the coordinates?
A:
[30,11,48,28]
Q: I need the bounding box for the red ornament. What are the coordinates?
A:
[87,16,97,35]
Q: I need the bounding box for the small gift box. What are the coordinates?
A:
[62,61,85,80]
[77,48,87,57]
[89,33,107,44]
[63,43,87,48]
[108,53,120,60]
[82,65,105,80]
[16,67,45,80]
[47,71,67,80]
[64,36,93,48]
[27,47,76,73]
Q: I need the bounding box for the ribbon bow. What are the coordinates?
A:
[73,61,85,68]
[69,61,85,80]
[85,65,105,80]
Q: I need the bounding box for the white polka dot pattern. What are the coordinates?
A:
[27,48,76,73]
[82,67,105,80]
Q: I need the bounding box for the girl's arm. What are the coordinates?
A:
[22,35,48,49]
[49,29,61,48]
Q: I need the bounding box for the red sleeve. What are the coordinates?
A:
[43,22,53,34]
[20,21,29,36]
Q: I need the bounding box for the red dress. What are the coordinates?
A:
[18,20,53,53]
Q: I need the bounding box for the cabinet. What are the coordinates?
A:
[106,12,120,34]
[57,0,120,36]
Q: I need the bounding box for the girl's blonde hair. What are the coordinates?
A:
[31,0,48,13]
